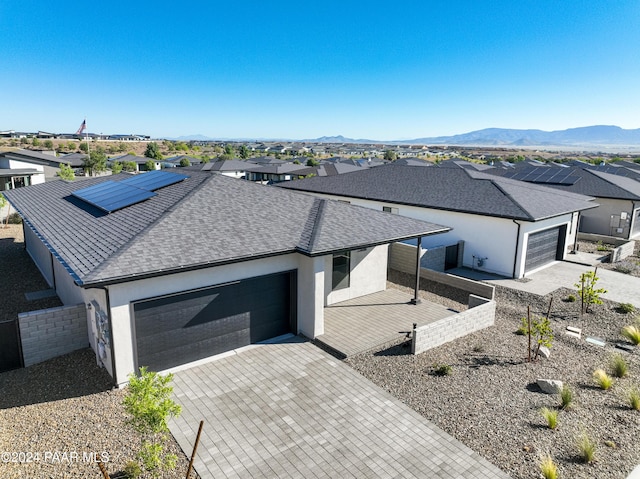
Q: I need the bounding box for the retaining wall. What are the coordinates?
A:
[389,242,494,300]
[18,303,88,367]
[412,295,496,355]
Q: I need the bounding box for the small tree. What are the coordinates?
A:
[224,144,234,156]
[82,149,107,176]
[111,161,123,175]
[144,159,157,171]
[179,157,190,167]
[122,161,137,172]
[57,162,75,181]
[239,144,250,159]
[44,139,54,149]
[383,149,397,161]
[32,137,41,147]
[79,142,89,153]
[576,269,607,315]
[124,367,181,478]
[306,158,319,167]
[145,142,163,161]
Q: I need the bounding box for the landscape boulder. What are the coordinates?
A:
[537,379,563,394]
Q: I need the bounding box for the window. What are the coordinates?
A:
[332,252,350,291]
[383,206,399,214]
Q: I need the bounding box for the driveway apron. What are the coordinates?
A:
[168,337,510,478]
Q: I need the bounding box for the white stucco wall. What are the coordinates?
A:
[325,245,388,305]
[24,226,54,287]
[301,192,577,279]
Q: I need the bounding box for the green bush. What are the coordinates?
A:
[124,460,142,478]
[540,407,558,430]
[560,384,573,410]
[7,212,22,224]
[566,294,576,302]
[618,303,636,314]
[577,432,596,464]
[433,364,452,376]
[540,455,558,479]
[593,369,614,390]
[610,354,628,378]
[621,325,640,345]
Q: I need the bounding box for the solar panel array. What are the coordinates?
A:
[503,167,581,186]
[72,171,189,213]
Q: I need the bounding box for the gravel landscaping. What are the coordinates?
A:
[0,225,196,479]
[347,281,640,479]
[578,239,640,278]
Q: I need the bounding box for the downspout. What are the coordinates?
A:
[94,285,118,388]
[512,220,521,279]
[411,236,422,305]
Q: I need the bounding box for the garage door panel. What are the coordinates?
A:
[525,227,560,273]
[140,329,250,372]
[133,271,295,372]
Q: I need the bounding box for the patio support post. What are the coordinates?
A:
[411,236,422,305]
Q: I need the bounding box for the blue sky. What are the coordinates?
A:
[1,1,639,140]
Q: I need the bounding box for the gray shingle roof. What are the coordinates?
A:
[489,166,640,200]
[4,172,449,287]
[278,164,597,221]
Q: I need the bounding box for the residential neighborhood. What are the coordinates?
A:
[1,137,640,479]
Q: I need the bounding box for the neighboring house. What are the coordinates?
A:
[0,148,64,181]
[4,171,449,385]
[200,158,257,178]
[245,163,316,183]
[163,155,201,168]
[279,165,598,279]
[492,165,640,240]
[108,154,161,172]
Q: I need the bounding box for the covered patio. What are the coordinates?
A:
[315,288,459,358]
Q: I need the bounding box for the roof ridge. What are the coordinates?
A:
[298,198,325,253]
[468,170,535,221]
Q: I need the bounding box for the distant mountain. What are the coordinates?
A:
[408,125,640,147]
[305,135,377,144]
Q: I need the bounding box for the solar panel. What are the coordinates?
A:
[121,170,189,191]
[72,181,157,213]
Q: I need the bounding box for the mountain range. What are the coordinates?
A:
[171,125,640,148]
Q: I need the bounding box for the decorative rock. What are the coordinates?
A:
[537,346,551,359]
[537,379,563,394]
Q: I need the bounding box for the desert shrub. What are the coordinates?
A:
[618,303,636,314]
[621,325,640,345]
[7,212,22,224]
[610,354,628,378]
[593,369,614,390]
[540,455,558,479]
[566,294,576,302]
[124,460,142,478]
[577,432,596,464]
[540,407,558,430]
[433,364,452,376]
[560,384,574,410]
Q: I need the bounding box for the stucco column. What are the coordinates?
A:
[298,255,325,338]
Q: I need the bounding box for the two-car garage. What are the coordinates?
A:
[132,271,297,372]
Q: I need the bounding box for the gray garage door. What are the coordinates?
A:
[525,227,561,273]
[133,271,296,372]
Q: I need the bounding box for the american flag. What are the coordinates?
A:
[76,119,86,135]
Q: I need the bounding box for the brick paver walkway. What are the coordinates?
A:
[169,337,510,478]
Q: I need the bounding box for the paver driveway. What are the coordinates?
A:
[169,337,510,478]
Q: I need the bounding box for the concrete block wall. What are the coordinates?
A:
[421,245,446,272]
[389,242,495,300]
[18,303,88,367]
[412,295,496,355]
[610,240,635,263]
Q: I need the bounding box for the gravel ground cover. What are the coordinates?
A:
[347,281,640,479]
[0,349,197,478]
[0,225,196,478]
[578,239,640,277]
